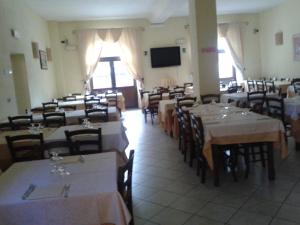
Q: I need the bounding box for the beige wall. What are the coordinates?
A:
[0,0,57,119]
[49,17,192,95]
[218,14,262,80]
[259,0,300,79]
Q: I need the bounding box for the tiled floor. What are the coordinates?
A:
[123,110,300,225]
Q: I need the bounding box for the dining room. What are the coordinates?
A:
[2,0,300,225]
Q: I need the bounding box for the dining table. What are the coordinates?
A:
[220,92,279,105]
[0,121,129,171]
[188,103,288,186]
[0,152,131,225]
[1,108,120,126]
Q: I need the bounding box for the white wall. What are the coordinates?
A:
[218,13,262,80]
[0,0,57,119]
[49,17,191,94]
[259,0,300,79]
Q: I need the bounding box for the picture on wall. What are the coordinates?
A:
[293,34,300,61]
[39,50,48,70]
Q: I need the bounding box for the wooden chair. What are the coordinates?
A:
[175,107,184,152]
[105,91,121,116]
[0,122,11,131]
[144,93,162,124]
[264,81,276,93]
[65,128,102,155]
[177,97,197,108]
[59,105,76,111]
[84,98,100,110]
[62,96,76,101]
[42,102,58,112]
[255,80,265,91]
[85,107,108,123]
[293,81,300,94]
[190,114,207,183]
[8,115,33,130]
[174,86,185,92]
[184,83,193,88]
[247,80,256,92]
[118,150,135,225]
[180,109,195,166]
[6,133,44,162]
[43,140,72,158]
[247,91,266,114]
[43,112,66,127]
[169,90,184,99]
[71,93,82,96]
[200,94,220,104]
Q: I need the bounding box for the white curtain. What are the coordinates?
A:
[218,23,245,74]
[77,28,143,92]
[77,30,104,92]
[118,28,143,82]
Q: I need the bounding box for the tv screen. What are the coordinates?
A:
[150,47,181,68]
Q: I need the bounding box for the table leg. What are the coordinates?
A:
[267,142,275,180]
[212,145,220,187]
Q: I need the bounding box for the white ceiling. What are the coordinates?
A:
[24,0,284,23]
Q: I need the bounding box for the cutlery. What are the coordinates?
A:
[22,184,36,200]
[63,184,71,198]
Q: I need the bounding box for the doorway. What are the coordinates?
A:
[10,54,31,114]
[91,56,138,108]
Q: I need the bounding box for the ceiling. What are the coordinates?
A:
[24,0,285,23]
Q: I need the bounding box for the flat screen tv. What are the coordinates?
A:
[150,46,181,68]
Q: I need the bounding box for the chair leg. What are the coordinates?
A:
[259,145,266,168]
[229,148,238,182]
[196,159,200,176]
[189,142,195,167]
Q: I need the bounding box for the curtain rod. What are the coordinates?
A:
[72,26,145,34]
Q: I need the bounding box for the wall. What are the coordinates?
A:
[259,0,300,79]
[0,0,57,119]
[49,17,191,94]
[217,13,262,80]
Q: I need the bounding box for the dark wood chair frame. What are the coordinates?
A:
[43,112,66,127]
[200,94,220,104]
[8,115,33,130]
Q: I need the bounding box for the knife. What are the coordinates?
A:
[22,184,36,200]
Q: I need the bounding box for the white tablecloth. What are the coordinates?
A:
[221,92,278,105]
[0,152,131,225]
[189,103,286,142]
[45,121,129,152]
[284,96,300,120]
[158,99,176,123]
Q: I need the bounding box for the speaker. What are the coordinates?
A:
[31,42,39,59]
[46,48,52,61]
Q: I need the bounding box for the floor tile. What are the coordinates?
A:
[144,190,180,206]
[133,201,163,220]
[277,204,300,223]
[270,218,300,225]
[211,192,249,209]
[170,196,207,213]
[228,211,272,225]
[286,192,300,207]
[197,203,236,223]
[163,182,196,195]
[240,197,281,217]
[184,215,224,225]
[151,208,192,225]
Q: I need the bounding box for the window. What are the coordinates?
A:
[218,37,235,79]
[92,42,134,90]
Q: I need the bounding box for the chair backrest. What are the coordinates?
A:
[184,83,193,88]
[0,122,11,131]
[180,109,192,136]
[85,107,108,122]
[169,91,184,99]
[156,86,169,94]
[264,81,276,93]
[8,115,33,130]
[247,80,255,92]
[62,96,76,101]
[175,107,184,134]
[105,91,118,107]
[190,114,205,156]
[6,133,44,162]
[227,86,238,93]
[118,149,134,216]
[43,140,72,158]
[247,91,266,114]
[255,80,265,91]
[84,98,100,109]
[139,90,150,99]
[177,97,197,108]
[200,94,220,104]
[42,102,58,113]
[65,128,102,155]
[291,78,300,85]
[71,93,81,96]
[174,86,185,92]
[148,93,162,109]
[43,112,66,127]
[266,97,285,125]
[293,82,300,94]
[59,105,76,111]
